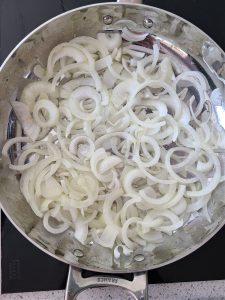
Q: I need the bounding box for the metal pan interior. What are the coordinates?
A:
[0,3,225,273]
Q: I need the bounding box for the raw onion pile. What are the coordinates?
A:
[2,24,225,254]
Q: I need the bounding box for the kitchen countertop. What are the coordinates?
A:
[1,280,225,300]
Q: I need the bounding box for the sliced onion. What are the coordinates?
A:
[74,215,88,244]
[121,27,148,42]
[2,137,30,157]
[33,99,59,128]
[10,101,40,141]
[97,33,122,51]
[43,211,69,234]
[68,86,101,120]
[21,81,57,111]
[3,24,225,254]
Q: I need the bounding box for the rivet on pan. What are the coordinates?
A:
[103,15,113,25]
[134,254,145,262]
[74,249,84,257]
[143,17,153,29]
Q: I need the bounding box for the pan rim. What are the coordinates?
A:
[1,1,225,274]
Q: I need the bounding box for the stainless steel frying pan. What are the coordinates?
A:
[1,0,225,299]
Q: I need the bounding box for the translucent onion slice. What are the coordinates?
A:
[74,215,88,244]
[103,189,124,225]
[2,137,31,157]
[121,27,148,42]
[10,101,40,141]
[97,33,122,51]
[186,148,221,197]
[43,211,69,234]
[33,99,59,128]
[92,224,120,248]
[121,217,142,249]
[68,86,101,120]
[21,81,57,111]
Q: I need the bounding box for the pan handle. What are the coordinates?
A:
[65,266,148,300]
[117,0,143,4]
